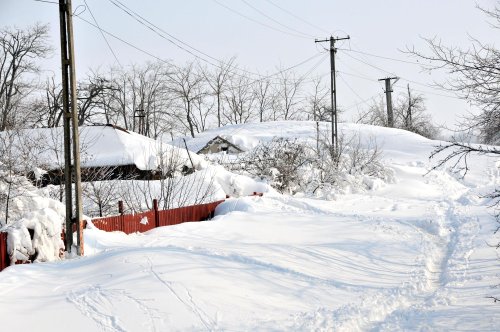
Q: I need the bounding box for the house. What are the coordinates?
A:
[0,124,202,186]
[196,135,243,155]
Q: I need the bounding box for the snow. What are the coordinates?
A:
[0,176,65,263]
[1,121,499,331]
[0,125,205,172]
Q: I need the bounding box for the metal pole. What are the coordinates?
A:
[385,79,394,128]
[378,77,399,128]
[315,35,349,154]
[407,83,412,128]
[329,37,336,151]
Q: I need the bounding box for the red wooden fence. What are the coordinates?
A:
[0,232,8,272]
[91,199,225,234]
[0,192,263,272]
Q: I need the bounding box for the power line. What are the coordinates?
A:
[338,70,463,100]
[265,0,330,34]
[343,51,397,76]
[337,72,367,106]
[212,0,310,40]
[239,0,314,39]
[107,0,222,70]
[109,0,233,71]
[83,0,122,67]
[343,92,383,111]
[342,51,460,95]
[107,0,323,82]
[33,0,58,4]
[75,16,173,65]
[75,14,326,88]
[338,48,433,66]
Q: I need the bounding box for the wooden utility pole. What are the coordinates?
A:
[378,77,399,128]
[59,0,84,255]
[407,83,412,128]
[315,35,350,153]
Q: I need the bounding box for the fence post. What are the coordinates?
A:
[153,199,159,228]
[0,232,7,271]
[118,200,124,232]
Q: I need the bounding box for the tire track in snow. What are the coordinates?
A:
[67,283,162,331]
[145,256,218,331]
[67,286,128,332]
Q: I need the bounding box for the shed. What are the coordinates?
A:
[196,135,243,155]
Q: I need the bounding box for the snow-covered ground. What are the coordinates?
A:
[1,121,499,331]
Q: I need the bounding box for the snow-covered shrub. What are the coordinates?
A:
[233,137,313,194]
[0,171,65,264]
[224,133,391,197]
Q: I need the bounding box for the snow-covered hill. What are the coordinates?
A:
[1,121,499,331]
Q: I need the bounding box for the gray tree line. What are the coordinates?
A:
[0,22,445,141]
[0,23,334,139]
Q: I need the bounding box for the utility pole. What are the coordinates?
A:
[378,77,399,128]
[315,35,350,153]
[407,83,412,128]
[59,0,84,255]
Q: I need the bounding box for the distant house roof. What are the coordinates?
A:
[196,135,243,154]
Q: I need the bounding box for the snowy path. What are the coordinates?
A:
[1,123,499,331]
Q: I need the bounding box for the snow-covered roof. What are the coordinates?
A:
[0,125,204,171]
[171,120,435,161]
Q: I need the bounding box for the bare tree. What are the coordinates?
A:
[0,24,51,131]
[224,75,256,125]
[122,145,216,212]
[201,57,235,127]
[356,89,439,139]
[394,86,439,139]
[82,166,134,217]
[254,76,274,122]
[274,69,303,120]
[408,5,500,144]
[356,96,388,127]
[307,77,329,121]
[167,62,205,137]
[408,2,500,302]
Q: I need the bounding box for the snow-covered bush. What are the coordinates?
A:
[224,133,392,197]
[0,172,65,264]
[234,137,312,193]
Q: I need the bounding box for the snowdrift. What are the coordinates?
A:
[0,121,498,330]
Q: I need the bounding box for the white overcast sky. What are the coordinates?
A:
[1,0,497,131]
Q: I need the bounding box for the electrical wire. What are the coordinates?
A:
[75,16,173,66]
[337,72,368,105]
[75,12,326,89]
[343,92,383,111]
[83,0,122,67]
[265,0,330,35]
[212,0,311,40]
[33,0,58,4]
[342,51,463,97]
[338,48,433,67]
[239,0,314,39]
[106,0,324,83]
